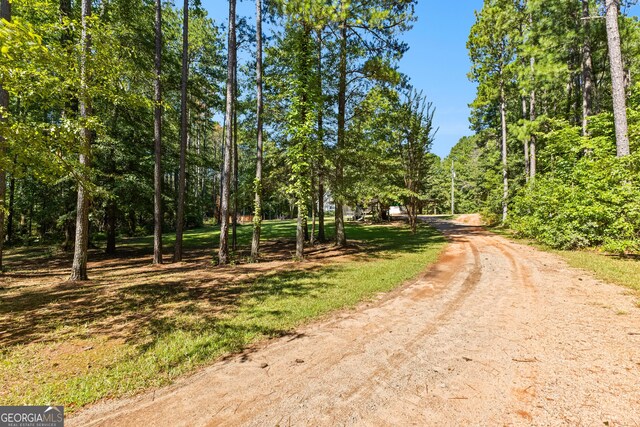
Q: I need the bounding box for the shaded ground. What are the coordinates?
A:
[70,215,640,426]
[1,220,446,410]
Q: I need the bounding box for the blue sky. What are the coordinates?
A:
[397,0,484,157]
[202,0,639,159]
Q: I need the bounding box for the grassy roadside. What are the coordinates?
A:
[0,221,446,412]
[490,226,640,293]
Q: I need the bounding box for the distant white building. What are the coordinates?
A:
[389,206,407,216]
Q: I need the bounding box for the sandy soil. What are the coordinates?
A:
[70,216,640,426]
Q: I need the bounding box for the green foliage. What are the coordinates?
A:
[510,117,640,250]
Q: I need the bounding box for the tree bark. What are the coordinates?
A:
[296,206,304,259]
[522,96,529,182]
[153,0,163,264]
[232,57,238,252]
[500,81,508,223]
[7,172,15,244]
[250,0,264,260]
[316,29,326,243]
[310,173,316,246]
[335,17,347,247]
[450,160,455,214]
[529,57,537,180]
[605,0,630,156]
[70,0,92,281]
[105,202,116,254]
[219,0,236,265]
[0,0,11,270]
[318,180,325,241]
[173,0,189,262]
[581,0,594,136]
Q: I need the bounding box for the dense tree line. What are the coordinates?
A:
[451,0,640,253]
[0,0,440,277]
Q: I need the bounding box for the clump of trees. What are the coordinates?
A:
[0,0,440,277]
[451,0,640,253]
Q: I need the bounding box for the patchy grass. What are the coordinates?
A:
[490,227,640,292]
[555,250,640,292]
[0,220,446,412]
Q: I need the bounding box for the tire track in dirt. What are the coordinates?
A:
[70,217,640,426]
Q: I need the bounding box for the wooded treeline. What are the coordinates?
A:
[0,0,440,277]
[450,0,640,253]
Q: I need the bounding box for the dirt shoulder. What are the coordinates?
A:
[70,218,640,426]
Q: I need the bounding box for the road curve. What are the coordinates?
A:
[70,218,640,426]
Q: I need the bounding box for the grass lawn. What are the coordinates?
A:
[0,220,446,412]
[490,226,640,293]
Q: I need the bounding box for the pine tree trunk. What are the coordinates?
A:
[70,0,92,281]
[7,172,15,244]
[232,58,238,252]
[316,29,325,243]
[605,0,630,156]
[296,206,304,259]
[310,172,316,246]
[69,0,93,281]
[318,179,325,241]
[0,0,9,271]
[522,96,529,182]
[105,202,116,255]
[529,58,537,180]
[173,0,189,262]
[250,0,264,260]
[335,19,347,247]
[581,0,594,136]
[500,81,508,223]
[219,0,236,265]
[153,0,163,264]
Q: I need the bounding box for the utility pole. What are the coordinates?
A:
[451,159,455,215]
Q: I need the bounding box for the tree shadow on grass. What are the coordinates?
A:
[0,222,444,352]
[0,257,341,351]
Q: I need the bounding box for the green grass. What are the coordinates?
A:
[554,250,640,292]
[490,226,640,292]
[0,220,446,411]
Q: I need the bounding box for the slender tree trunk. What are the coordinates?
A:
[213,133,220,224]
[316,29,326,243]
[529,57,537,180]
[7,172,15,243]
[153,0,163,264]
[310,173,316,246]
[500,81,508,223]
[232,57,238,251]
[250,0,264,260]
[581,0,594,136]
[173,0,189,262]
[296,206,304,258]
[450,160,455,214]
[318,179,325,241]
[219,0,236,265]
[522,96,529,182]
[70,0,92,281]
[0,0,11,270]
[605,0,630,156]
[105,202,116,254]
[335,18,347,247]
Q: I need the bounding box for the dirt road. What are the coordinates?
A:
[71,218,640,426]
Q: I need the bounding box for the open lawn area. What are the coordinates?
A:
[0,220,446,412]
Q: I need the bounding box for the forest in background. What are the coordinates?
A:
[0,0,444,278]
[448,0,640,254]
[2,0,639,281]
